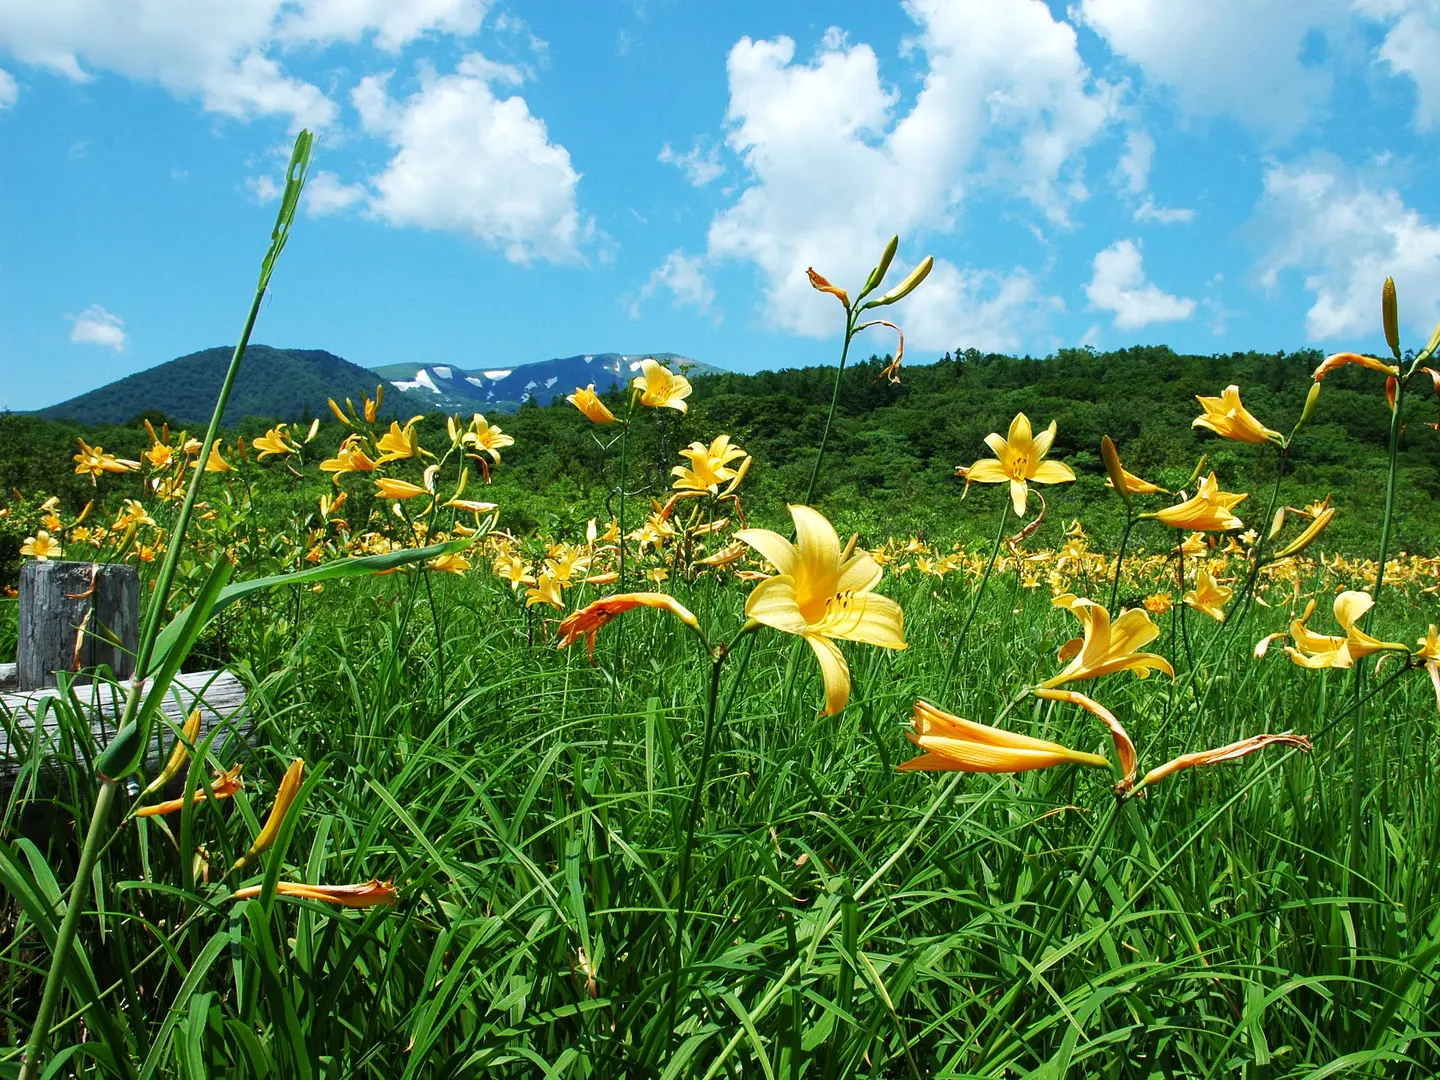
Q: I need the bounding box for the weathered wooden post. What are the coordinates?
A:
[17,559,139,690]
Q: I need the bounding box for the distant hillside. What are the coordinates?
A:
[38,346,389,426]
[374,353,726,414]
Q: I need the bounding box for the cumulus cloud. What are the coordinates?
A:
[304,169,367,216]
[658,139,723,186]
[0,1,492,130]
[1257,158,1440,340]
[703,0,1117,348]
[0,67,16,108]
[1075,0,1348,137]
[1085,239,1196,330]
[1113,129,1194,224]
[69,304,126,351]
[1358,0,1440,130]
[353,55,588,263]
[628,250,716,318]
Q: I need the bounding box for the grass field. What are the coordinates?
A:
[5,131,1440,1080]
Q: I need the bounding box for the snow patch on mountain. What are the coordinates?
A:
[391,369,441,394]
[433,365,453,379]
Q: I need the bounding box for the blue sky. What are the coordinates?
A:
[3,0,1440,412]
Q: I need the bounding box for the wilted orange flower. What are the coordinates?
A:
[556,593,701,658]
[231,879,397,907]
[898,700,1109,774]
[136,765,243,817]
[1312,352,1400,381]
[1135,734,1312,792]
[806,267,850,310]
[1192,386,1283,445]
[1032,688,1137,788]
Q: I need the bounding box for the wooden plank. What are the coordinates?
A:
[0,669,252,780]
[0,663,15,692]
[17,559,139,689]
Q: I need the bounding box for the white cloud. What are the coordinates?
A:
[1085,239,1196,329]
[1115,129,1152,194]
[1359,0,1440,130]
[304,169,367,216]
[658,139,723,186]
[1134,197,1194,224]
[247,173,281,202]
[68,304,126,351]
[353,55,587,262]
[276,0,487,52]
[0,1,493,130]
[1257,158,1440,340]
[629,250,716,318]
[0,67,16,108]
[703,0,1116,348]
[1074,0,1348,136]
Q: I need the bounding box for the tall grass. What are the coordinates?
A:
[5,560,1438,1076]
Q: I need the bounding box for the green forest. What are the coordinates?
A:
[4,342,1437,570]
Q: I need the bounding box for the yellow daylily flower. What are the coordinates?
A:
[632,358,692,413]
[672,435,748,494]
[140,710,203,800]
[1284,592,1408,669]
[1143,592,1173,615]
[374,420,425,464]
[464,414,515,462]
[1184,569,1233,622]
[526,570,565,610]
[374,477,429,500]
[320,436,379,478]
[736,504,906,716]
[232,759,304,872]
[567,385,618,424]
[253,425,299,459]
[1101,436,1168,498]
[113,499,155,530]
[897,700,1109,773]
[962,413,1075,516]
[556,593,701,658]
[1143,473,1247,532]
[428,553,472,575]
[1041,594,1174,688]
[204,442,233,473]
[73,439,140,483]
[20,530,62,561]
[1416,626,1440,662]
[231,879,397,907]
[1192,385,1284,445]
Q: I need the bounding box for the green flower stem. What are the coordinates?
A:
[18,779,119,1080]
[940,500,1009,700]
[1234,443,1288,626]
[1108,510,1135,615]
[802,309,858,507]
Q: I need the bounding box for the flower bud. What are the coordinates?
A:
[861,235,899,298]
[864,255,933,308]
[1298,381,1321,429]
[1383,276,1399,357]
[141,710,203,798]
[1268,506,1286,541]
[232,759,305,873]
[1100,436,1130,507]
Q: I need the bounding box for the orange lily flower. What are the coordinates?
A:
[231,879,398,907]
[136,765,243,817]
[556,592,701,658]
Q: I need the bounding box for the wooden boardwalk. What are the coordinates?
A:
[0,664,251,779]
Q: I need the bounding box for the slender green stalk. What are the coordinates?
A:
[1234,444,1288,625]
[940,500,1008,699]
[18,132,312,1080]
[802,311,858,506]
[661,653,726,1049]
[17,781,119,1080]
[1108,510,1135,614]
[1367,377,1407,614]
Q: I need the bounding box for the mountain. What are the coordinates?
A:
[373,353,726,414]
[38,346,390,426]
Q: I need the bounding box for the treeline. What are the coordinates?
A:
[3,344,1437,559]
